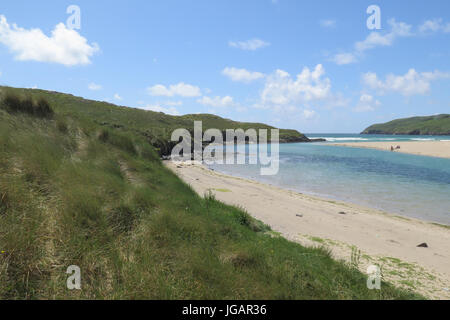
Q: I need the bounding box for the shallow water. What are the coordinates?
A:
[207,135,450,225]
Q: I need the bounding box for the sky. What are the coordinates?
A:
[0,0,449,133]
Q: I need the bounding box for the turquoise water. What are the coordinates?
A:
[207,134,450,225]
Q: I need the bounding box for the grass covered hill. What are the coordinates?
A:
[0,87,420,299]
[362,114,450,135]
[0,86,309,157]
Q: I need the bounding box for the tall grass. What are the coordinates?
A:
[1,91,53,118]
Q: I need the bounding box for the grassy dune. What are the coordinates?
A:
[0,87,421,299]
[0,86,308,157]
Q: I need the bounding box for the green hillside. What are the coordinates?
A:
[0,87,420,299]
[362,114,450,135]
[0,86,308,157]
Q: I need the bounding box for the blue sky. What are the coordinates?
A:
[1,0,449,133]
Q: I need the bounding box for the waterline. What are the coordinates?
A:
[207,141,450,225]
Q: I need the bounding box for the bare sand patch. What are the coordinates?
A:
[331,141,450,159]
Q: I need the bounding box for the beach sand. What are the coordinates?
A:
[331,141,450,159]
[165,161,450,299]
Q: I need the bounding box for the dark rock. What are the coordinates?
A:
[308,138,327,142]
[417,243,428,248]
[338,211,347,215]
[296,214,303,218]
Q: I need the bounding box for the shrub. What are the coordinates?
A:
[2,93,22,112]
[34,98,53,118]
[56,119,68,133]
[98,129,110,142]
[1,93,53,118]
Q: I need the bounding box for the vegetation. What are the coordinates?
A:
[0,86,421,299]
[2,92,53,118]
[0,86,308,157]
[362,114,450,135]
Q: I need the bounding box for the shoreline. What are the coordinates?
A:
[165,160,450,299]
[329,141,450,159]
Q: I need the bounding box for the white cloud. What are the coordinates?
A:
[320,19,336,28]
[165,100,183,106]
[114,93,122,101]
[197,95,235,108]
[325,92,350,108]
[88,82,102,91]
[419,18,442,33]
[302,109,317,119]
[0,15,99,66]
[331,19,412,65]
[355,19,412,52]
[331,53,357,65]
[147,82,201,97]
[260,64,331,107]
[355,32,394,52]
[228,38,270,51]
[147,84,172,96]
[354,94,380,112]
[363,69,449,96]
[143,104,180,116]
[253,64,347,117]
[222,67,264,83]
[419,18,450,33]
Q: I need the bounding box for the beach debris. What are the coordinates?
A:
[296,214,303,218]
[338,211,347,215]
[417,243,428,248]
[443,288,450,292]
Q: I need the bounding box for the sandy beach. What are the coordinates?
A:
[165,160,450,299]
[331,141,450,159]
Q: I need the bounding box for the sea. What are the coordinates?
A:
[205,134,450,225]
